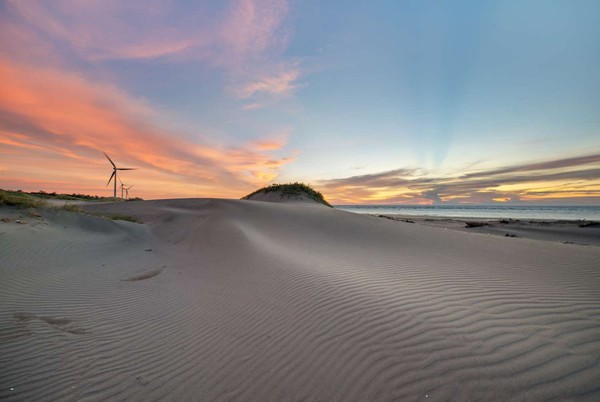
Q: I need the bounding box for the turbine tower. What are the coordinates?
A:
[104,152,136,200]
[118,177,130,199]
[118,177,133,200]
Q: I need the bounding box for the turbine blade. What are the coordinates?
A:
[119,176,123,185]
[103,152,116,168]
[117,168,137,170]
[127,185,133,189]
[106,171,116,186]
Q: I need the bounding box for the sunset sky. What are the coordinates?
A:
[1,0,599,204]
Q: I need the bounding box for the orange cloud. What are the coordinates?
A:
[250,129,291,151]
[317,157,600,205]
[0,58,294,198]
[5,0,298,110]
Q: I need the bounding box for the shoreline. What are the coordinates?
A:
[371,214,600,246]
[335,205,600,222]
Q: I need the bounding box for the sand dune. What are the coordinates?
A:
[1,199,600,401]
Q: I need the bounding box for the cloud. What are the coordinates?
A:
[250,129,291,151]
[462,154,600,179]
[317,155,600,204]
[2,0,299,108]
[0,58,295,197]
[5,0,291,66]
[235,67,300,99]
[320,168,418,188]
[220,0,289,63]
[0,0,300,198]
[4,0,297,105]
[421,190,442,203]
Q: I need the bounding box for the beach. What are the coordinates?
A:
[1,198,600,401]
[373,215,600,246]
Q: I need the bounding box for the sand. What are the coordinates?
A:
[375,215,600,246]
[1,198,599,401]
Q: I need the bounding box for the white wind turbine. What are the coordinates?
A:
[124,185,133,200]
[119,177,134,200]
[104,152,136,200]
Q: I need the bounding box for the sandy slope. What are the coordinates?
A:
[1,199,600,401]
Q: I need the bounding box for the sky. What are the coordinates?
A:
[1,0,599,205]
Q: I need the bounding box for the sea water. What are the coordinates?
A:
[335,205,600,221]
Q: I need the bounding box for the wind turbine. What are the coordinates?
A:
[124,185,133,200]
[104,152,136,200]
[118,177,130,199]
[118,177,133,199]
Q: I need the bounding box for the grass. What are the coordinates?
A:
[242,182,332,207]
[61,204,82,212]
[60,207,142,224]
[64,209,143,224]
[1,189,142,223]
[0,189,48,208]
[28,190,125,202]
[2,189,143,203]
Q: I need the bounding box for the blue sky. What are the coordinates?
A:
[1,0,599,203]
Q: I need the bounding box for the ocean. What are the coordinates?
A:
[334,205,600,221]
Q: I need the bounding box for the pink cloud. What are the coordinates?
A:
[5,0,298,107]
[6,0,290,64]
[7,0,202,61]
[250,129,291,151]
[220,0,289,61]
[0,0,300,198]
[0,58,295,198]
[235,68,300,99]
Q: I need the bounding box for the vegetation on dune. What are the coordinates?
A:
[103,214,143,223]
[1,189,143,223]
[61,204,82,212]
[0,189,143,206]
[242,182,332,207]
[28,190,137,202]
[0,189,48,208]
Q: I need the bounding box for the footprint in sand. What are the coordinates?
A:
[13,313,86,335]
[122,268,163,282]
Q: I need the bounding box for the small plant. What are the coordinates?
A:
[87,211,142,223]
[62,204,82,212]
[242,182,332,207]
[106,214,143,223]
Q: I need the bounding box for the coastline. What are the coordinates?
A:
[371,214,600,246]
[335,204,600,221]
